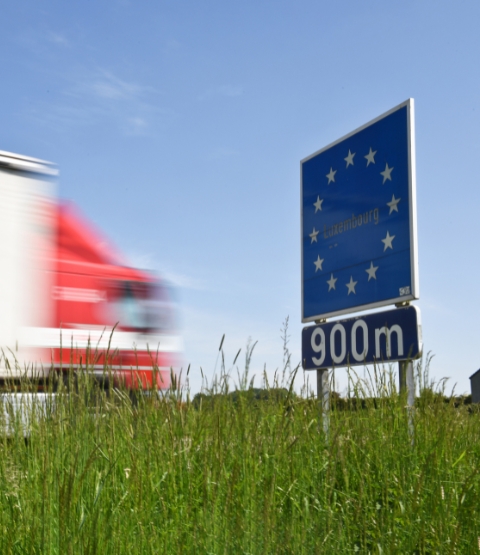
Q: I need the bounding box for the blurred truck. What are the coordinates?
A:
[0,150,180,391]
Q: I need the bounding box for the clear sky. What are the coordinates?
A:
[1,0,479,395]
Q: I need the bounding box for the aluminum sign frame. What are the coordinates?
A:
[301,99,418,322]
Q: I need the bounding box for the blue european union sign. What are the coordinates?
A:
[301,99,418,322]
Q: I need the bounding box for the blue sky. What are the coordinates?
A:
[1,0,479,395]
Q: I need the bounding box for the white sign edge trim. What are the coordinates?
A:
[407,99,419,300]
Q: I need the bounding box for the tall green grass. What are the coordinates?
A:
[0,355,479,554]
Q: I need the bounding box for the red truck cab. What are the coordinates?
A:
[50,204,179,389]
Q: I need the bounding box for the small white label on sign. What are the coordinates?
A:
[399,286,410,296]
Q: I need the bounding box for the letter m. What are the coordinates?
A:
[375,325,404,359]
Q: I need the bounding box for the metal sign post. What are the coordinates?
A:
[399,360,414,401]
[399,360,415,441]
[317,368,330,437]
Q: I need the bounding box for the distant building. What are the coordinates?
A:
[469,369,480,403]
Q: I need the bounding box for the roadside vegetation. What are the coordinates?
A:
[0,345,479,554]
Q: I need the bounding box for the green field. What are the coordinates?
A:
[0,360,479,554]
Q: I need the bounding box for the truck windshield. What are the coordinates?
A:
[115,281,173,333]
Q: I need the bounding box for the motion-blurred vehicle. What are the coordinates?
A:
[0,150,179,391]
